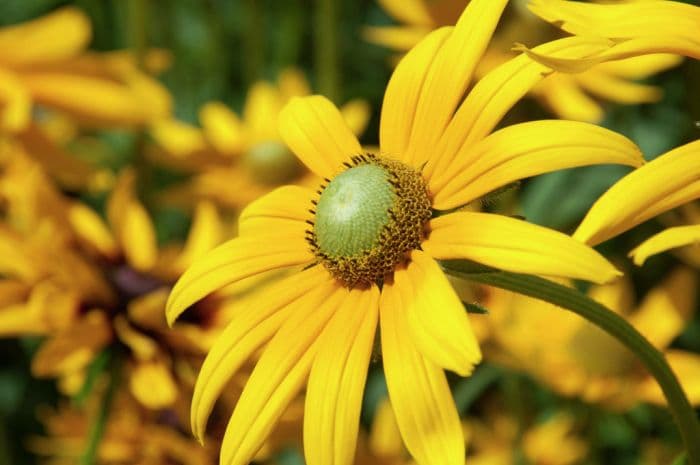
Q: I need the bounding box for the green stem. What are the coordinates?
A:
[314,0,340,103]
[242,0,264,86]
[80,355,120,465]
[128,0,149,69]
[443,263,700,465]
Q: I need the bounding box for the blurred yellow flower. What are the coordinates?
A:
[365,0,681,122]
[166,2,645,465]
[484,267,699,409]
[150,68,370,210]
[27,387,215,465]
[0,7,172,132]
[0,153,228,410]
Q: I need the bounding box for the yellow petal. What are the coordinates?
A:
[0,68,30,131]
[379,27,452,164]
[243,81,284,143]
[190,265,332,442]
[529,0,700,45]
[107,169,158,271]
[0,7,90,66]
[174,201,222,272]
[630,225,700,266]
[430,120,643,209]
[277,67,311,100]
[574,140,700,246]
[68,203,119,259]
[578,71,662,104]
[304,286,379,465]
[425,212,621,284]
[130,359,178,409]
[21,72,157,127]
[363,26,432,51]
[114,315,158,360]
[199,102,245,155]
[339,99,371,137]
[151,118,208,156]
[404,0,508,167]
[394,250,481,375]
[629,268,696,349]
[166,234,314,325]
[380,283,464,465]
[219,284,346,465]
[238,185,315,236]
[424,36,615,181]
[598,54,682,79]
[369,399,404,458]
[279,95,362,179]
[534,74,604,123]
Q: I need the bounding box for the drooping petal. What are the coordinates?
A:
[402,0,508,167]
[577,72,662,105]
[0,7,90,66]
[391,250,481,376]
[238,185,316,236]
[380,283,464,465]
[279,96,362,179]
[529,0,700,45]
[165,234,314,326]
[425,212,621,284]
[630,226,700,266]
[191,266,333,442]
[574,140,700,246]
[430,120,643,209]
[423,36,615,182]
[379,27,452,163]
[219,285,347,465]
[304,286,379,465]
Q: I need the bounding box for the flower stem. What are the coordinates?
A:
[80,352,120,465]
[314,0,340,103]
[443,262,700,465]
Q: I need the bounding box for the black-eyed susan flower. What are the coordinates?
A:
[166,2,647,464]
[574,141,700,264]
[483,267,699,409]
[150,68,370,210]
[0,7,171,132]
[364,0,681,122]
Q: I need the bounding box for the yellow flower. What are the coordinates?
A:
[520,0,700,72]
[483,268,699,409]
[151,68,370,210]
[0,154,228,409]
[574,141,700,264]
[0,7,171,132]
[166,2,645,465]
[365,0,681,122]
[27,387,216,465]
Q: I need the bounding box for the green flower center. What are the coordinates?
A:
[244,140,304,185]
[307,154,432,287]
